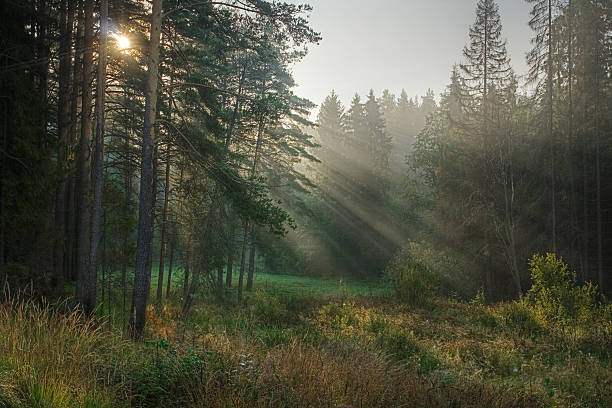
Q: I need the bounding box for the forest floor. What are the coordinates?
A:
[1,272,610,407]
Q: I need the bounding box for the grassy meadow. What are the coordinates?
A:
[1,269,610,407]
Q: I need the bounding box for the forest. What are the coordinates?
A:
[0,0,610,407]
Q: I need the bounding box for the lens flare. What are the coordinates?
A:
[113,33,130,50]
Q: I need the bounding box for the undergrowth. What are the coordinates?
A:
[0,274,610,407]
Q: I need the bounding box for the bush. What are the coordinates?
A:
[385,246,437,306]
[249,289,289,327]
[315,301,359,332]
[498,301,541,336]
[526,253,601,326]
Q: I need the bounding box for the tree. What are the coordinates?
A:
[460,0,513,136]
[363,89,391,199]
[88,0,108,313]
[76,0,94,311]
[130,0,163,340]
[526,0,560,252]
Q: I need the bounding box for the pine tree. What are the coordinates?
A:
[526,0,560,252]
[460,0,513,139]
[364,89,391,199]
[316,90,345,165]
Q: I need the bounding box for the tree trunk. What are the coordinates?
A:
[237,219,249,302]
[88,0,108,313]
[594,38,603,293]
[0,97,6,294]
[217,264,223,296]
[548,0,556,253]
[226,220,234,287]
[166,237,174,298]
[53,0,74,297]
[237,115,265,301]
[130,0,163,340]
[76,0,94,310]
[157,141,171,302]
[183,252,190,299]
[67,0,83,284]
[246,229,255,291]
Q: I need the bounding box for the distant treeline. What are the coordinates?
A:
[297,0,610,300]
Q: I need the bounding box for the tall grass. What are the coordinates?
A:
[0,297,123,407]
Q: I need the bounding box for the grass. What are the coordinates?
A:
[2,274,611,407]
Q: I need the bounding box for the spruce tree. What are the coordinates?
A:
[526,0,559,252]
[460,0,513,138]
[364,89,391,199]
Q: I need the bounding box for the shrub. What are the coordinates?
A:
[249,289,289,327]
[498,301,541,336]
[385,247,437,306]
[315,301,359,333]
[526,253,600,326]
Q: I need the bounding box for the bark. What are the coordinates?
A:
[222,63,246,289]
[594,39,603,292]
[53,0,74,297]
[121,85,133,329]
[166,237,174,298]
[237,220,249,302]
[567,0,577,273]
[0,97,6,294]
[225,221,234,287]
[76,0,94,310]
[183,253,190,299]
[130,0,163,340]
[217,264,223,296]
[237,115,266,301]
[157,141,171,303]
[88,0,108,313]
[548,0,556,253]
[246,229,255,291]
[183,213,214,314]
[67,0,83,283]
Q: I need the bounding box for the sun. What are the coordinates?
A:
[113,33,131,50]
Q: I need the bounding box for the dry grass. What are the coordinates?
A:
[0,298,123,407]
[0,289,609,407]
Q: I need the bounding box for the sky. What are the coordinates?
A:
[289,0,534,113]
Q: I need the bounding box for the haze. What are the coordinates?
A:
[291,0,533,108]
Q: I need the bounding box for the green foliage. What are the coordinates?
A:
[385,245,437,305]
[373,326,420,361]
[390,243,478,300]
[498,301,541,336]
[526,253,601,326]
[249,289,289,327]
[316,301,359,332]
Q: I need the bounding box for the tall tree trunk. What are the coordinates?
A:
[548,0,556,253]
[67,0,83,283]
[183,252,190,299]
[88,0,108,313]
[53,0,74,297]
[237,115,265,301]
[567,0,577,273]
[246,229,255,291]
[237,220,249,302]
[226,221,234,287]
[76,0,94,309]
[221,63,245,290]
[594,37,603,293]
[0,97,6,294]
[217,264,223,296]
[130,0,163,340]
[157,141,171,303]
[121,85,133,330]
[166,237,174,298]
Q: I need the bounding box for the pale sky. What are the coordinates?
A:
[289,0,533,111]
